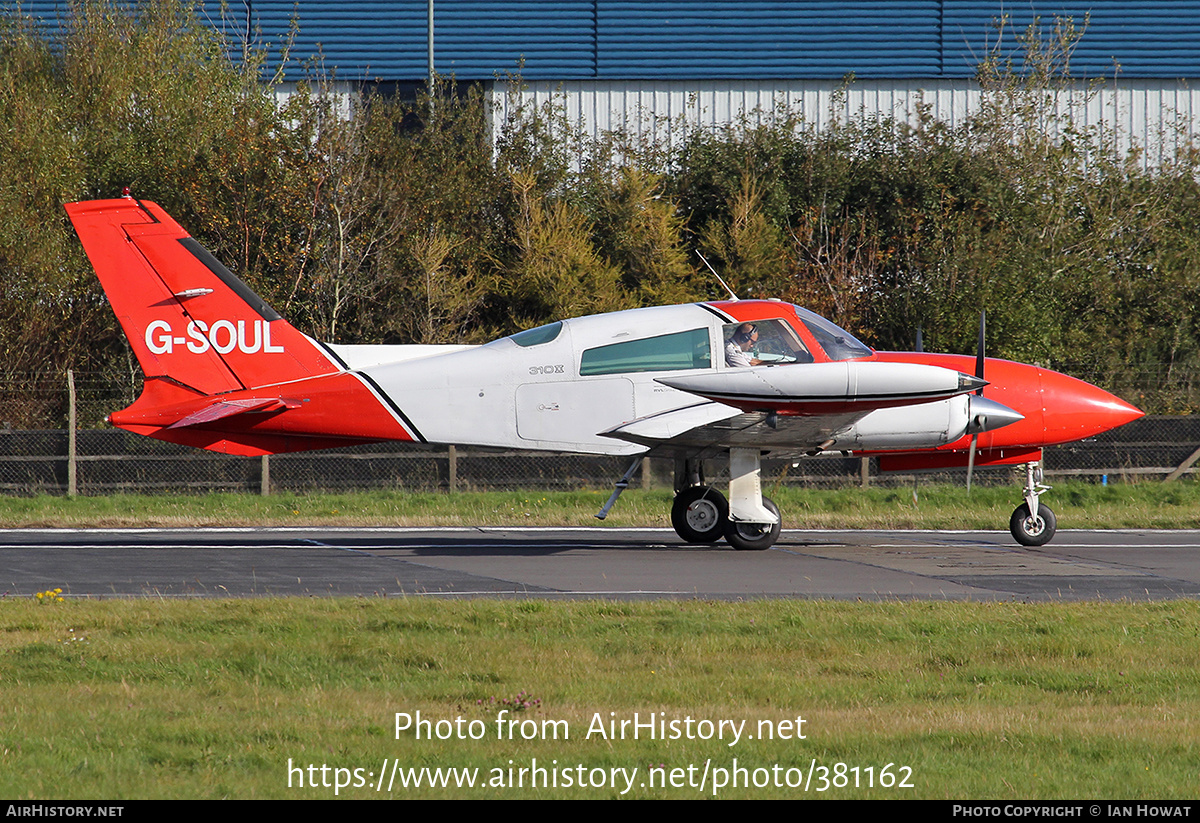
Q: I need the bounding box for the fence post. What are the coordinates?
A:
[260,454,270,495]
[642,456,652,490]
[448,445,457,492]
[860,456,870,489]
[66,370,77,497]
[1165,445,1200,482]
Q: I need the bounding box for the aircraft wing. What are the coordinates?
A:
[600,359,989,457]
[599,401,865,458]
[655,360,983,414]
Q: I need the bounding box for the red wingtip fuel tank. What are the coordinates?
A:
[872,352,1144,451]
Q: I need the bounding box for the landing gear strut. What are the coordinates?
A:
[670,451,781,550]
[1010,461,1056,546]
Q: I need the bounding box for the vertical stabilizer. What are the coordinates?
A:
[65,198,342,396]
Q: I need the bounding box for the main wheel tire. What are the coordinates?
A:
[1010,502,1057,547]
[722,497,782,551]
[671,486,728,543]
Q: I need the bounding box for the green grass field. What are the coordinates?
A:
[2,597,1199,799]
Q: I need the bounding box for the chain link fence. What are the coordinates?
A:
[0,370,1194,494]
[0,414,1193,496]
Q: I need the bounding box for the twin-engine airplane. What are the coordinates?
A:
[67,196,1143,550]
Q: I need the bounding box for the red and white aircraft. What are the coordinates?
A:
[67,196,1143,550]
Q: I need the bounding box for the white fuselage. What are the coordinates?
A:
[332,304,981,456]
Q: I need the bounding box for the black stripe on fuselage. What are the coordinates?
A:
[354,371,427,443]
[311,339,350,371]
[698,303,736,323]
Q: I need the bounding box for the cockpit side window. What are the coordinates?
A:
[792,307,872,360]
[722,319,813,367]
[580,328,711,376]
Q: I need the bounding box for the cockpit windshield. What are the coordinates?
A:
[792,306,873,360]
[505,321,563,347]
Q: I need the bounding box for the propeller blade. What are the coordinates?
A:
[966,310,987,492]
[967,434,978,493]
[975,311,986,395]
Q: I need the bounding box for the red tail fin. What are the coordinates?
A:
[65,198,419,455]
[65,198,342,395]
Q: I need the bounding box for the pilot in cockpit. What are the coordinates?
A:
[724,319,814,367]
[725,323,763,367]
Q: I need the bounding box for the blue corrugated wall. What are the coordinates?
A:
[16,1,1200,80]
[943,1,1200,77]
[595,1,943,78]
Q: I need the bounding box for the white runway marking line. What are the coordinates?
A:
[0,526,1056,537]
[1046,543,1200,549]
[0,543,349,551]
[0,541,683,552]
[869,543,1200,550]
[398,590,692,597]
[298,538,382,557]
[0,540,668,549]
[0,526,683,536]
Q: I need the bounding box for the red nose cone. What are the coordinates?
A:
[1038,368,1144,445]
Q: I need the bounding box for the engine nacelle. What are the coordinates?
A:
[831,395,1024,450]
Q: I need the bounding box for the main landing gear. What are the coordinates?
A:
[671,450,782,551]
[595,454,779,550]
[670,485,727,543]
[1009,461,1056,546]
[646,454,1057,551]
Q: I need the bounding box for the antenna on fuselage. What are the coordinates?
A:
[695,251,739,301]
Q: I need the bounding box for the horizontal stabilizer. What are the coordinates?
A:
[167,397,302,429]
[108,371,420,455]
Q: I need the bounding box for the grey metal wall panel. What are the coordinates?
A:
[493,77,1200,168]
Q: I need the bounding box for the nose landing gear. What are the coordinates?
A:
[1009,461,1056,547]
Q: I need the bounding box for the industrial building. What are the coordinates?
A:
[19,1,1200,161]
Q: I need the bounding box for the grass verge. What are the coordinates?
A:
[2,480,1200,529]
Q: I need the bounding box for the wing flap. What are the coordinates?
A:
[600,402,866,456]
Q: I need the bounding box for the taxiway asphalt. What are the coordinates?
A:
[1,527,1198,600]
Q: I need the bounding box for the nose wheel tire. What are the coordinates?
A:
[671,486,728,543]
[1010,502,1057,547]
[723,497,782,551]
